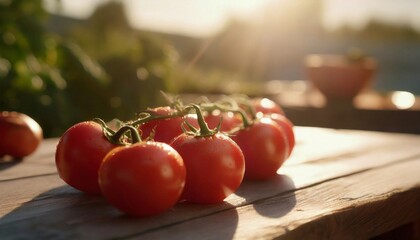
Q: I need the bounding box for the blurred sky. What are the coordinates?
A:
[43,0,420,37]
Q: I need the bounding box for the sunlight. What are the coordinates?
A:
[43,0,105,19]
[391,91,415,109]
[322,0,371,30]
[43,0,420,37]
[323,0,420,31]
[126,0,271,37]
[305,55,323,68]
[260,98,278,110]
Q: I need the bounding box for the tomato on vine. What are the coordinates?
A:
[252,97,284,115]
[231,116,288,180]
[138,106,195,144]
[170,105,245,204]
[99,126,186,217]
[204,110,242,132]
[267,113,295,157]
[55,120,117,194]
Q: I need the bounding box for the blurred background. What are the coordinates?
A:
[1,0,420,137]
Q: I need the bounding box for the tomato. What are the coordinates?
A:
[139,107,195,144]
[268,113,295,157]
[55,121,116,195]
[204,111,242,132]
[170,133,245,204]
[231,117,288,180]
[98,142,186,217]
[0,111,43,159]
[252,98,284,115]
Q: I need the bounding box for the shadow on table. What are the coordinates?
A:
[0,184,240,239]
[0,157,22,171]
[235,174,297,218]
[0,185,102,238]
[138,201,239,239]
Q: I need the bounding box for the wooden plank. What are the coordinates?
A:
[1,128,420,239]
[1,149,419,239]
[137,158,420,240]
[0,139,58,181]
[0,175,70,218]
[287,127,420,165]
[1,134,419,221]
[283,106,420,134]
[2,127,420,181]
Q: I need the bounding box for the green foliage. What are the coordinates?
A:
[0,0,177,136]
[0,0,71,136]
[170,66,265,96]
[333,20,420,42]
[68,1,177,120]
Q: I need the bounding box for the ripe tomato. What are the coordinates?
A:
[204,111,242,132]
[252,98,284,115]
[139,107,195,144]
[170,133,245,204]
[98,142,186,217]
[55,121,116,195]
[268,113,295,157]
[0,111,43,159]
[231,117,288,180]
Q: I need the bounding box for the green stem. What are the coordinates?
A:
[112,125,141,144]
[92,118,115,135]
[235,109,253,128]
[131,108,190,126]
[191,104,216,137]
[233,96,257,120]
[201,102,253,129]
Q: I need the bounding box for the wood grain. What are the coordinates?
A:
[139,158,420,240]
[0,138,58,181]
[1,127,419,239]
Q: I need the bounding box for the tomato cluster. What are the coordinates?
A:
[55,95,295,217]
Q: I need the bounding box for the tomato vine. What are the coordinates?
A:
[54,93,295,216]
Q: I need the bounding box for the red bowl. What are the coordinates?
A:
[305,54,376,101]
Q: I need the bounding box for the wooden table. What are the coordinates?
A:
[283,106,420,134]
[1,127,420,239]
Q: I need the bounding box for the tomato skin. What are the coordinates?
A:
[253,98,284,115]
[55,121,116,195]
[231,118,288,180]
[139,107,195,144]
[204,111,242,132]
[170,133,245,204]
[268,113,295,157]
[0,111,43,159]
[98,142,186,217]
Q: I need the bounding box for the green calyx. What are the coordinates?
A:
[93,118,141,145]
[200,95,254,129]
[92,93,257,142]
[182,104,219,137]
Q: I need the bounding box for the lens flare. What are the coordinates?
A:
[391,91,415,109]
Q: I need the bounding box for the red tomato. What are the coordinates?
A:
[98,142,186,217]
[252,98,284,115]
[231,117,288,180]
[204,111,242,132]
[170,133,245,204]
[0,111,43,159]
[139,107,195,144]
[55,121,116,195]
[268,113,295,157]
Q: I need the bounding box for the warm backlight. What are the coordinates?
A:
[391,91,415,109]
